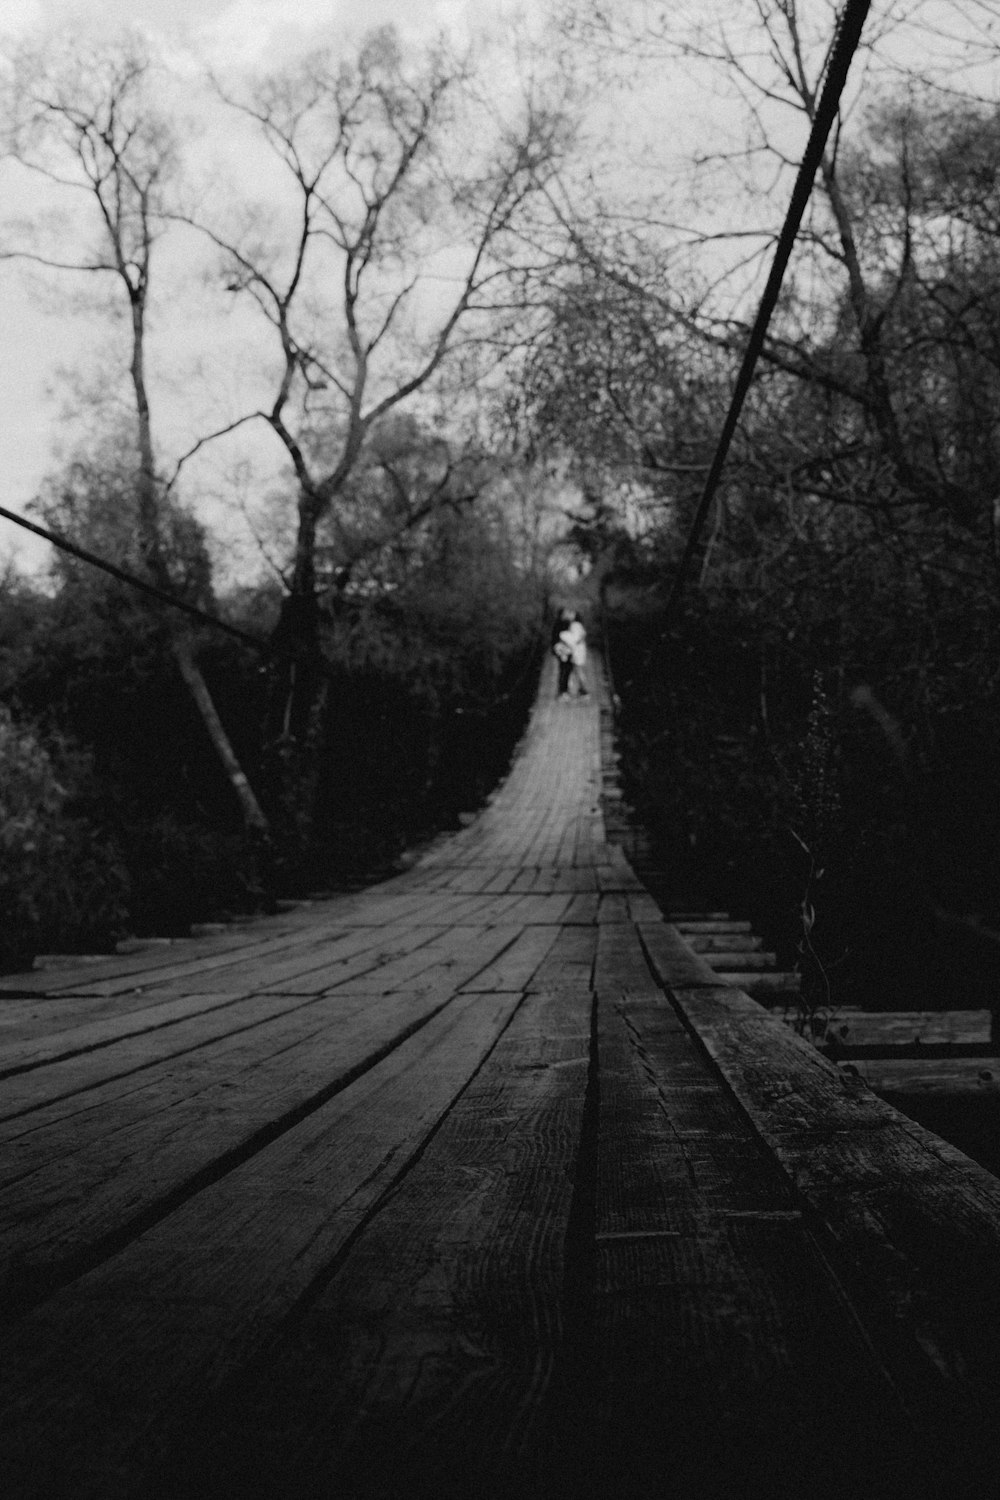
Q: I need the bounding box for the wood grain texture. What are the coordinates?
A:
[805,1008,991,1047]
[0,992,522,1498]
[165,988,595,1500]
[583,992,929,1500]
[669,982,1000,1451]
[4,650,1000,1500]
[844,1056,1000,1094]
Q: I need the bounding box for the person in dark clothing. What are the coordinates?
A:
[551,608,573,698]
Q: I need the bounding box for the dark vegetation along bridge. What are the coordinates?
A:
[3,659,1000,1500]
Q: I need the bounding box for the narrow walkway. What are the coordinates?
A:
[2,661,1000,1498]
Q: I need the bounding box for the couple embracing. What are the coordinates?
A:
[551,609,589,700]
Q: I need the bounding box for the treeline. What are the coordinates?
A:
[514,10,1000,1013]
[6,5,1000,1000]
[602,509,1000,1012]
[0,493,543,970]
[0,24,565,968]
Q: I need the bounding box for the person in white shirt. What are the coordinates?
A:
[559,613,589,698]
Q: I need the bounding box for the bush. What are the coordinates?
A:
[0,707,130,968]
[118,814,266,935]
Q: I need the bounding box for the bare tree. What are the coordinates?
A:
[548,0,1000,527]
[0,37,269,837]
[174,25,575,743]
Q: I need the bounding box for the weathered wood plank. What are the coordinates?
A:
[496,893,576,926]
[719,970,801,997]
[0,922,303,998]
[0,984,494,1303]
[623,890,663,924]
[684,932,764,952]
[804,1008,992,1047]
[0,990,345,1120]
[582,992,929,1499]
[593,920,661,998]
[560,891,600,925]
[596,891,630,925]
[526,924,598,993]
[0,883,459,1000]
[8,644,1000,1500]
[460,925,562,993]
[700,950,776,971]
[669,981,1000,1455]
[637,921,721,988]
[0,991,523,1499]
[158,988,594,1500]
[317,923,519,996]
[0,984,349,1083]
[843,1056,1000,1095]
[674,919,752,934]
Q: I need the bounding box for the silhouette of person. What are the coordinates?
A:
[563,612,589,697]
[551,608,573,699]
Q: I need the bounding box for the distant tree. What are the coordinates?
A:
[0,37,269,838]
[176,25,576,747]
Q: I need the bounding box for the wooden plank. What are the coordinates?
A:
[0,984,486,1301]
[844,1057,1000,1095]
[585,992,927,1499]
[206,922,444,996]
[595,865,647,895]
[0,886,446,997]
[496,893,575,926]
[321,924,519,996]
[624,890,663,923]
[674,919,752,934]
[597,892,630,925]
[6,925,364,1000]
[805,1009,992,1048]
[668,981,1000,1448]
[720,971,801,997]
[0,990,347,1121]
[0,922,303,997]
[0,981,257,1048]
[593,921,661,998]
[636,921,721,988]
[700,950,776,971]
[1,988,283,1083]
[460,925,562,993]
[0,991,523,1499]
[527,924,598,993]
[685,932,764,952]
[155,988,594,1500]
[560,892,600,925]
[669,910,730,921]
[551,867,599,894]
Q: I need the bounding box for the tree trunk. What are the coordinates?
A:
[129,288,272,842]
[267,490,325,748]
[173,636,270,834]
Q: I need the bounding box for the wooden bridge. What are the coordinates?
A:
[3,660,1000,1499]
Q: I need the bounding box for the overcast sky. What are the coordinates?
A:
[2,0,997,579]
[0,0,534,576]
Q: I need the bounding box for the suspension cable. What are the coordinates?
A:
[0,502,268,652]
[662,0,874,622]
[1,2,873,650]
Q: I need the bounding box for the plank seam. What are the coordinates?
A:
[630,926,958,1438]
[1,990,471,1323]
[196,991,534,1404]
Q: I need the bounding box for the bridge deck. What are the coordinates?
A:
[2,661,1000,1498]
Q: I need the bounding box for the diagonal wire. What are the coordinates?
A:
[0,502,269,652]
[0,1,872,650]
[662,0,874,621]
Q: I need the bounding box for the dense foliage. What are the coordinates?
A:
[600,489,1000,1013]
[0,490,544,964]
[514,77,1000,1014]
